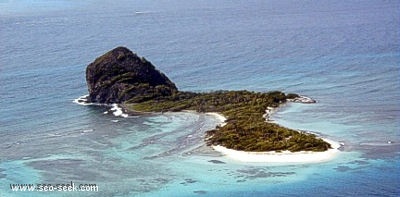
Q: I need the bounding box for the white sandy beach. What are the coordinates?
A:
[208,112,341,163]
[206,112,227,127]
[212,139,340,163]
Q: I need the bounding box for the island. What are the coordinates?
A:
[84,47,337,158]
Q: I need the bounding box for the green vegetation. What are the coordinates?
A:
[125,90,331,152]
[86,47,329,152]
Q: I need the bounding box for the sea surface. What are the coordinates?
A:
[1,0,399,196]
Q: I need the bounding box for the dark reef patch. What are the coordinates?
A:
[208,160,226,164]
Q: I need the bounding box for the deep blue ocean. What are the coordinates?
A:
[1,0,399,196]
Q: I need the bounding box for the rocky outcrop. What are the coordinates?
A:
[86,47,177,103]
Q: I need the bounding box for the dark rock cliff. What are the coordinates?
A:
[86,47,178,103]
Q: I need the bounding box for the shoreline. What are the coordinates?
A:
[76,95,340,163]
[207,108,341,163]
[206,112,227,127]
[212,138,340,163]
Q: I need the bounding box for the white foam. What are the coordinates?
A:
[110,104,129,118]
[135,11,153,15]
[73,95,112,107]
[360,141,395,146]
[206,112,227,127]
[48,133,63,137]
[287,95,316,103]
[263,106,276,122]
[82,129,94,133]
[73,94,91,105]
[74,95,130,118]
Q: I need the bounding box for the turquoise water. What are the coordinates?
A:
[1,0,399,196]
